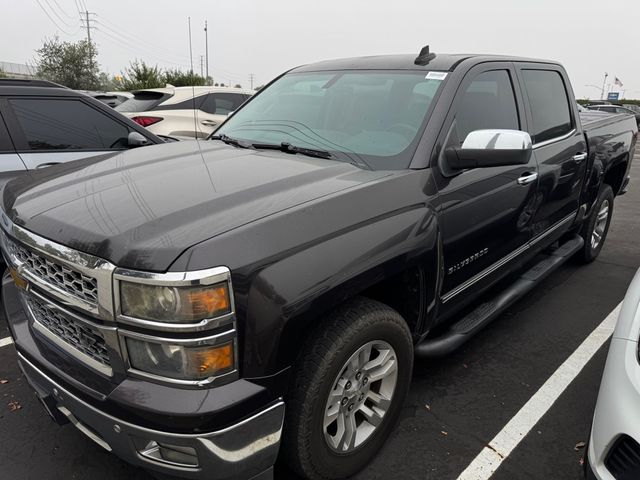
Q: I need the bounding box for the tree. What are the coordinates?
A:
[116,61,164,90]
[234,83,242,89]
[0,69,6,79]
[97,72,118,91]
[163,69,206,87]
[35,37,99,89]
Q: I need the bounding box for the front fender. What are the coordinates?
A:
[242,203,440,377]
[170,169,440,378]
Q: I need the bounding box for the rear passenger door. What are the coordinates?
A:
[515,65,587,236]
[3,97,134,170]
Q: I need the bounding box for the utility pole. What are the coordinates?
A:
[204,20,210,85]
[200,56,204,77]
[249,73,255,90]
[188,17,194,74]
[600,72,608,100]
[80,10,96,83]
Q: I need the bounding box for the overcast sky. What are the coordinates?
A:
[2,0,638,99]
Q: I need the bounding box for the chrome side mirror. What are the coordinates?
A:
[446,129,533,169]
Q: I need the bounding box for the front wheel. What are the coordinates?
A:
[282,297,413,480]
[578,185,614,263]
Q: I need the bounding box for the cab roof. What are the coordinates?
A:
[291,54,558,73]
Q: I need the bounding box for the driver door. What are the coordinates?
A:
[432,64,539,305]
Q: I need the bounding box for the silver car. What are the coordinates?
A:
[587,268,640,479]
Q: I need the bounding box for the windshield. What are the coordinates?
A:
[213,70,444,169]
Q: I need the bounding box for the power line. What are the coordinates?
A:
[35,0,80,36]
[51,0,76,19]
[95,17,193,62]
[95,21,192,65]
[43,0,80,30]
[94,27,191,69]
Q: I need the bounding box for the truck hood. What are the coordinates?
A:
[3,141,389,271]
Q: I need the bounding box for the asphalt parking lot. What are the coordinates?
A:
[1,152,639,480]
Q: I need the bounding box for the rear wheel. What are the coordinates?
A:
[282,297,413,480]
[578,185,614,263]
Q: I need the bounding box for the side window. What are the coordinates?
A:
[0,111,14,152]
[201,93,246,115]
[521,70,572,143]
[455,70,519,144]
[9,98,130,151]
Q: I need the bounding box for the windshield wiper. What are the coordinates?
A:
[251,142,332,159]
[210,134,253,149]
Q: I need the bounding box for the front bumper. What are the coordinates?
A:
[18,352,284,480]
[588,335,640,479]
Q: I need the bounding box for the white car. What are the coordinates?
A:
[587,268,640,479]
[116,85,253,138]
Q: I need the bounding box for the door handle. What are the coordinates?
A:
[573,152,587,163]
[35,162,61,169]
[200,120,217,126]
[517,172,538,186]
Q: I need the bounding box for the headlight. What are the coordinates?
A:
[125,337,234,381]
[120,282,231,323]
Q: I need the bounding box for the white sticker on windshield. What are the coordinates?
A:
[426,71,448,80]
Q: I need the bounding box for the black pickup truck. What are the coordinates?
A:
[1,48,637,480]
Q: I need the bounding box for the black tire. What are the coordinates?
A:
[578,185,614,263]
[282,297,413,480]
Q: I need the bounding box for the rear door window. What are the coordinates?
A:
[9,98,130,150]
[455,70,520,143]
[201,93,247,115]
[521,70,572,143]
[0,108,14,152]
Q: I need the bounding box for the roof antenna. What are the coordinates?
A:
[414,45,436,66]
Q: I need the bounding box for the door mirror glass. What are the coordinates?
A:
[128,131,149,148]
[446,129,532,169]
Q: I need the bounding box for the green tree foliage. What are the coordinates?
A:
[117,61,164,90]
[0,69,6,79]
[35,37,99,89]
[163,69,206,87]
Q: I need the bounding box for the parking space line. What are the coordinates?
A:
[0,336,13,348]
[457,302,622,480]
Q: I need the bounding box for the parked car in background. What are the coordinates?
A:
[80,91,133,108]
[623,104,640,115]
[0,79,163,185]
[587,104,640,126]
[587,268,640,480]
[116,85,253,138]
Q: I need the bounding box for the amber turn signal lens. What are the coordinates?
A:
[187,286,230,318]
[192,343,234,376]
[9,268,28,290]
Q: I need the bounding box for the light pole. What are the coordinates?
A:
[600,72,608,100]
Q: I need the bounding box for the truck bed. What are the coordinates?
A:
[580,111,635,131]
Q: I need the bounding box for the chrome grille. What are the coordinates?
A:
[27,296,110,368]
[8,239,98,306]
